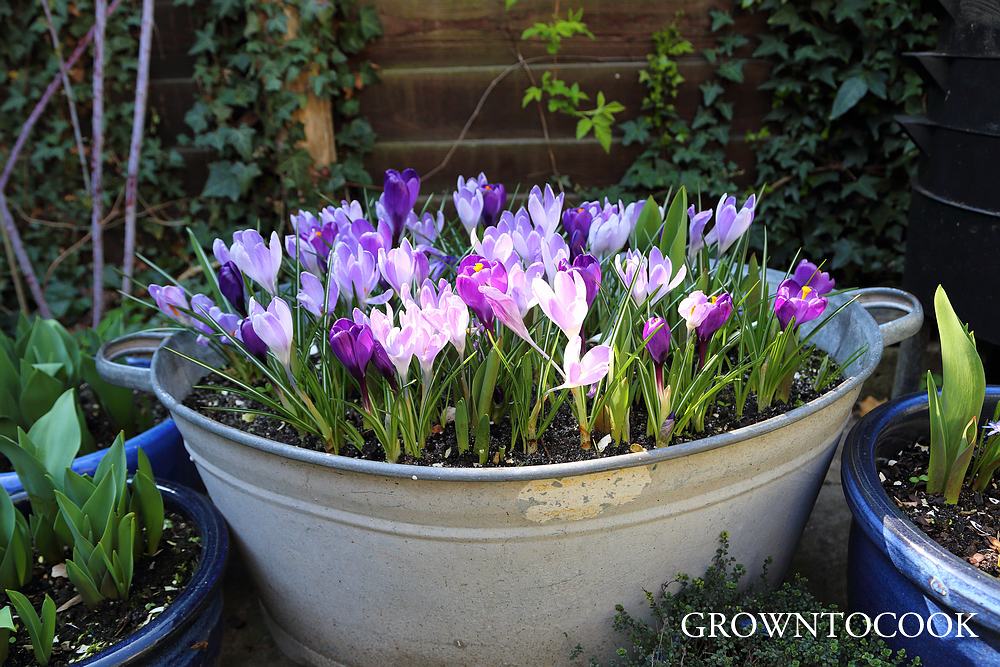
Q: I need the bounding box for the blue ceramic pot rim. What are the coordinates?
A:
[842,388,1000,632]
[75,480,229,666]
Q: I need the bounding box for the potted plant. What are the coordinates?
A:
[101,168,922,665]
[0,317,195,494]
[0,428,228,665]
[843,286,1000,666]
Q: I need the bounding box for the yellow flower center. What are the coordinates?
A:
[801,285,813,299]
[473,262,485,272]
[168,305,180,317]
[314,230,323,238]
[709,295,718,304]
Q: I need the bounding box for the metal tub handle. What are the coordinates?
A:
[854,287,924,347]
[95,331,171,393]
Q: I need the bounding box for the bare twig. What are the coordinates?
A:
[0,218,27,313]
[90,0,108,328]
[40,0,90,191]
[122,0,155,296]
[0,0,123,318]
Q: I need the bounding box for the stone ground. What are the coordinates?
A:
[215,347,911,665]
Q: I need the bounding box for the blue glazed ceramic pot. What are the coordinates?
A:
[843,389,1000,666]
[76,480,229,666]
[0,355,200,496]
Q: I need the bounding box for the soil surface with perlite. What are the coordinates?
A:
[879,443,1000,578]
[5,512,202,666]
[184,349,840,468]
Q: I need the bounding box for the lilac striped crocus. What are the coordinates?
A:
[378,238,430,296]
[705,193,755,254]
[229,230,283,295]
[687,205,712,258]
[774,279,828,330]
[297,271,340,317]
[614,248,687,307]
[333,243,390,308]
[455,255,508,327]
[149,284,190,325]
[527,184,564,236]
[555,336,611,391]
[587,199,642,258]
[248,296,294,371]
[557,254,601,307]
[454,185,484,236]
[678,290,733,368]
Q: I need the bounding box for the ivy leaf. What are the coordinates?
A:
[700,82,724,107]
[716,60,745,83]
[202,161,262,202]
[189,27,217,56]
[576,118,593,140]
[830,76,868,119]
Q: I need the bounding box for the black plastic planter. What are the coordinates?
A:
[906,52,1000,132]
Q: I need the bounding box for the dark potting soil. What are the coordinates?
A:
[0,385,166,474]
[183,349,840,468]
[5,511,202,666]
[878,444,1000,578]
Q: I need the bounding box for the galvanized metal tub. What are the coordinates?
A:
[99,287,921,666]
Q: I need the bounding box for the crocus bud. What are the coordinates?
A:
[218,261,246,316]
[643,317,671,366]
[382,168,420,243]
[481,183,507,227]
[774,279,827,330]
[239,317,268,360]
[562,207,593,258]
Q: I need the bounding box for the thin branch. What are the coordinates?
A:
[122,0,155,296]
[90,0,108,328]
[0,217,27,313]
[40,0,90,191]
[0,0,123,317]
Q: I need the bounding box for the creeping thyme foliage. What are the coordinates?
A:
[582,536,916,667]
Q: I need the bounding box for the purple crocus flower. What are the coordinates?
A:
[378,238,430,296]
[149,284,190,325]
[218,261,247,316]
[455,255,508,326]
[506,262,544,318]
[554,336,611,390]
[527,184,564,236]
[557,254,601,308]
[774,278,828,330]
[408,210,444,247]
[587,199,642,258]
[329,318,377,407]
[792,260,835,296]
[238,317,269,360]
[332,243,390,308]
[229,230,283,295]
[481,182,507,226]
[189,294,217,336]
[678,290,733,368]
[297,271,340,317]
[614,248,686,307]
[212,239,231,265]
[687,205,712,258]
[562,207,593,258]
[705,193,755,254]
[643,317,671,366]
[696,293,733,342]
[381,168,420,244]
[454,186,484,236]
[473,226,519,271]
[248,297,294,370]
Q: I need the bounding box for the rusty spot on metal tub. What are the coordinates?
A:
[517,467,652,523]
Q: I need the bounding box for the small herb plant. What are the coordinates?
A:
[144,167,856,464]
[581,534,915,666]
[924,286,999,504]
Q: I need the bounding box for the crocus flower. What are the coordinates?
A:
[189,294,239,344]
[555,336,611,390]
[587,199,641,258]
[527,184,564,236]
[696,293,733,342]
[792,260,835,296]
[408,210,444,247]
[212,239,231,265]
[506,262,544,318]
[149,284,190,324]
[249,297,294,370]
[984,421,1000,438]
[480,286,536,348]
[189,294,217,336]
[378,238,430,296]
[381,168,420,244]
[229,230,283,295]
[454,186,484,236]
[687,205,712,258]
[705,193,755,254]
[643,317,671,366]
[329,318,379,407]
[368,304,417,382]
[238,317,268,360]
[481,182,507,226]
[218,261,247,316]
[614,248,687,307]
[562,206,593,258]
[332,243,390,308]
[678,290,712,332]
[455,255,508,326]
[472,226,519,271]
[557,254,601,307]
[297,271,340,317]
[533,271,589,339]
[413,280,471,356]
[351,218,394,257]
[774,278,828,330]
